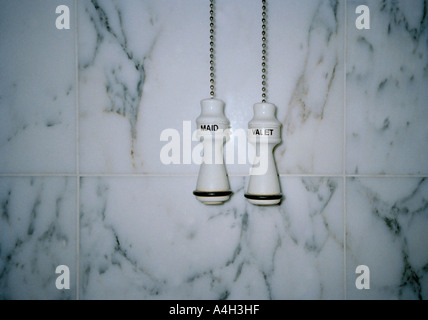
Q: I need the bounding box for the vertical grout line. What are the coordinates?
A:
[343,0,348,301]
[74,0,80,301]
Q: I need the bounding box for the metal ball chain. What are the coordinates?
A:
[209,0,216,98]
[261,0,267,103]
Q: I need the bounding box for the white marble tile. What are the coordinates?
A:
[0,0,76,174]
[346,177,428,299]
[78,0,344,175]
[79,176,343,299]
[0,177,77,299]
[273,0,345,175]
[346,0,428,175]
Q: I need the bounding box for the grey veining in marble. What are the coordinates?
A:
[347,177,428,299]
[347,0,428,174]
[0,177,76,299]
[0,0,76,173]
[79,176,343,299]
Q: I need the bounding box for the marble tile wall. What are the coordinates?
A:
[0,0,427,300]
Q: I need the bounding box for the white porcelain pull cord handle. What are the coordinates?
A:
[245,102,282,205]
[193,98,232,205]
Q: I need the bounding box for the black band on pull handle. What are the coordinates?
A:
[193,190,232,197]
[244,193,282,201]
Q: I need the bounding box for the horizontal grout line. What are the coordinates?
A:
[0,173,197,177]
[0,173,427,178]
[281,174,428,178]
[0,173,78,177]
[341,174,428,178]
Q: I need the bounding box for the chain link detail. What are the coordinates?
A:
[209,0,216,98]
[261,0,267,103]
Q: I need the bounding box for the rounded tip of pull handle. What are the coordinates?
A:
[244,193,283,206]
[193,190,232,205]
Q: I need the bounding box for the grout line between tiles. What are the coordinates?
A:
[0,173,427,178]
[74,0,80,301]
[343,0,348,301]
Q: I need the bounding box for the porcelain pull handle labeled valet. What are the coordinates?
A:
[193,98,232,204]
[245,102,282,205]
